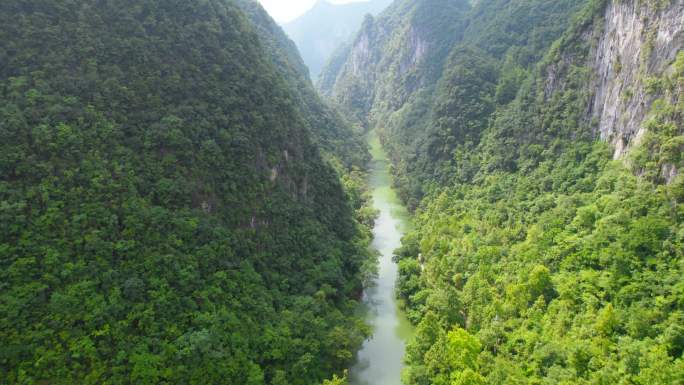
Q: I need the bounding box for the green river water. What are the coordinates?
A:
[349,132,414,385]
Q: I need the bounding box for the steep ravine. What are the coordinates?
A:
[318,0,684,384]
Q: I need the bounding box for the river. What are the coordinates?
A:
[349,132,414,385]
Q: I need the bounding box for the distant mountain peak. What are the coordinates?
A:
[283,0,392,80]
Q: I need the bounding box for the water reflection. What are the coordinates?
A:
[349,132,414,385]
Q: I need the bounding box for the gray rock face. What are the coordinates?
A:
[318,0,470,127]
[589,0,683,159]
[323,0,682,183]
[282,0,393,80]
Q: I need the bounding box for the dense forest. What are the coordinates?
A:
[0,0,374,384]
[1,0,682,384]
[322,0,683,384]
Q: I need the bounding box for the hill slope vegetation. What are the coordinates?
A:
[322,0,684,383]
[0,0,372,384]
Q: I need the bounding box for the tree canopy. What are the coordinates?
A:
[0,0,373,383]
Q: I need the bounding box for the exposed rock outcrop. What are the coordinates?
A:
[589,0,683,159]
[318,0,470,127]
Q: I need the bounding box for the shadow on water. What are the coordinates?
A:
[349,131,414,385]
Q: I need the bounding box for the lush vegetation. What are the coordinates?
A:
[384,0,589,209]
[0,0,373,384]
[398,141,684,384]
[2,0,681,383]
[235,0,371,171]
[321,0,683,383]
[393,5,684,385]
[318,0,472,128]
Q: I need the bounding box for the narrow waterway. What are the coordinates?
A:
[349,132,414,385]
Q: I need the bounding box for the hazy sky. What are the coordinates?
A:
[257,0,369,23]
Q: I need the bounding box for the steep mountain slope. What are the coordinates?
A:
[319,0,472,128]
[320,0,587,207]
[283,0,393,80]
[323,0,683,383]
[0,0,371,383]
[237,0,370,169]
[588,0,683,163]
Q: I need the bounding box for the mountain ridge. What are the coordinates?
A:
[283,0,392,80]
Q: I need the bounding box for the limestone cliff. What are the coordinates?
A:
[318,0,470,127]
[589,0,683,159]
[541,0,683,181]
[322,0,682,195]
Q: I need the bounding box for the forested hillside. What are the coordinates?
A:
[320,0,589,208]
[319,0,471,131]
[322,0,684,383]
[236,0,370,171]
[1,0,681,383]
[0,0,372,384]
